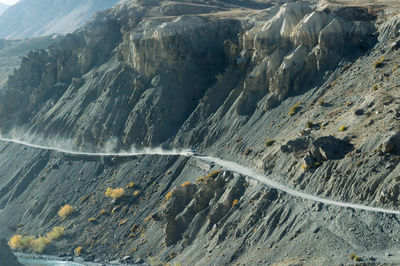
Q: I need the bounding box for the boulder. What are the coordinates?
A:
[281,137,310,153]
[381,132,400,154]
[310,135,351,161]
[391,39,400,50]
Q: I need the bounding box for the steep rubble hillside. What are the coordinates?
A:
[1,143,400,265]
[1,0,400,265]
[0,0,122,39]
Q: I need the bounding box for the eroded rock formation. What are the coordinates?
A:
[0,0,376,150]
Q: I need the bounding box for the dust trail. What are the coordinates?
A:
[0,137,187,156]
[0,137,400,215]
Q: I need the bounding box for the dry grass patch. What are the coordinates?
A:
[74,246,83,256]
[374,56,385,68]
[46,226,65,241]
[105,187,125,200]
[181,182,192,187]
[58,204,74,219]
[289,102,301,116]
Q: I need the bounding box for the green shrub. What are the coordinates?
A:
[350,253,361,261]
[265,139,276,147]
[126,182,136,189]
[289,102,301,116]
[243,148,252,156]
[373,56,385,68]
[197,169,222,183]
[306,121,313,128]
[371,84,379,91]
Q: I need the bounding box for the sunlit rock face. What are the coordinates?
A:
[236,2,375,113]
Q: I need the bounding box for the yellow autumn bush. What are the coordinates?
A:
[58,204,74,219]
[105,187,125,200]
[46,226,65,241]
[9,225,66,254]
[75,246,83,256]
[9,235,49,253]
[31,237,50,253]
[181,182,192,187]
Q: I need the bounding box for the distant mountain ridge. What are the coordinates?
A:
[0,0,122,39]
[0,3,9,16]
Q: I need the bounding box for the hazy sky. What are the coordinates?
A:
[0,0,19,5]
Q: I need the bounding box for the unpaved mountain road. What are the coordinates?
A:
[1,136,400,215]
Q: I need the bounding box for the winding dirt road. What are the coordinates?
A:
[1,136,400,215]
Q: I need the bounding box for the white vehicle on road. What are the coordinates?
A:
[184,148,197,156]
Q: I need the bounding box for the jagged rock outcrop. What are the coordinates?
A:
[235,2,375,113]
[161,171,246,246]
[0,239,23,266]
[281,135,353,169]
[380,131,400,154]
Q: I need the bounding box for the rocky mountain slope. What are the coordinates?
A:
[0,0,122,39]
[0,35,63,84]
[0,238,23,266]
[0,0,400,265]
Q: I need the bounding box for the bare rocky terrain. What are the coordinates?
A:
[0,238,23,266]
[0,35,63,85]
[0,0,400,265]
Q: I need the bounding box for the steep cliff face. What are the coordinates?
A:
[0,0,121,39]
[235,3,375,112]
[0,0,376,150]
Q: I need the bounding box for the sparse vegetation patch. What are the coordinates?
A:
[58,204,74,219]
[373,56,385,68]
[105,187,125,200]
[289,102,301,116]
[265,139,276,147]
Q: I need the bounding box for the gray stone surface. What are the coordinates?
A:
[0,239,24,266]
[0,0,400,265]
